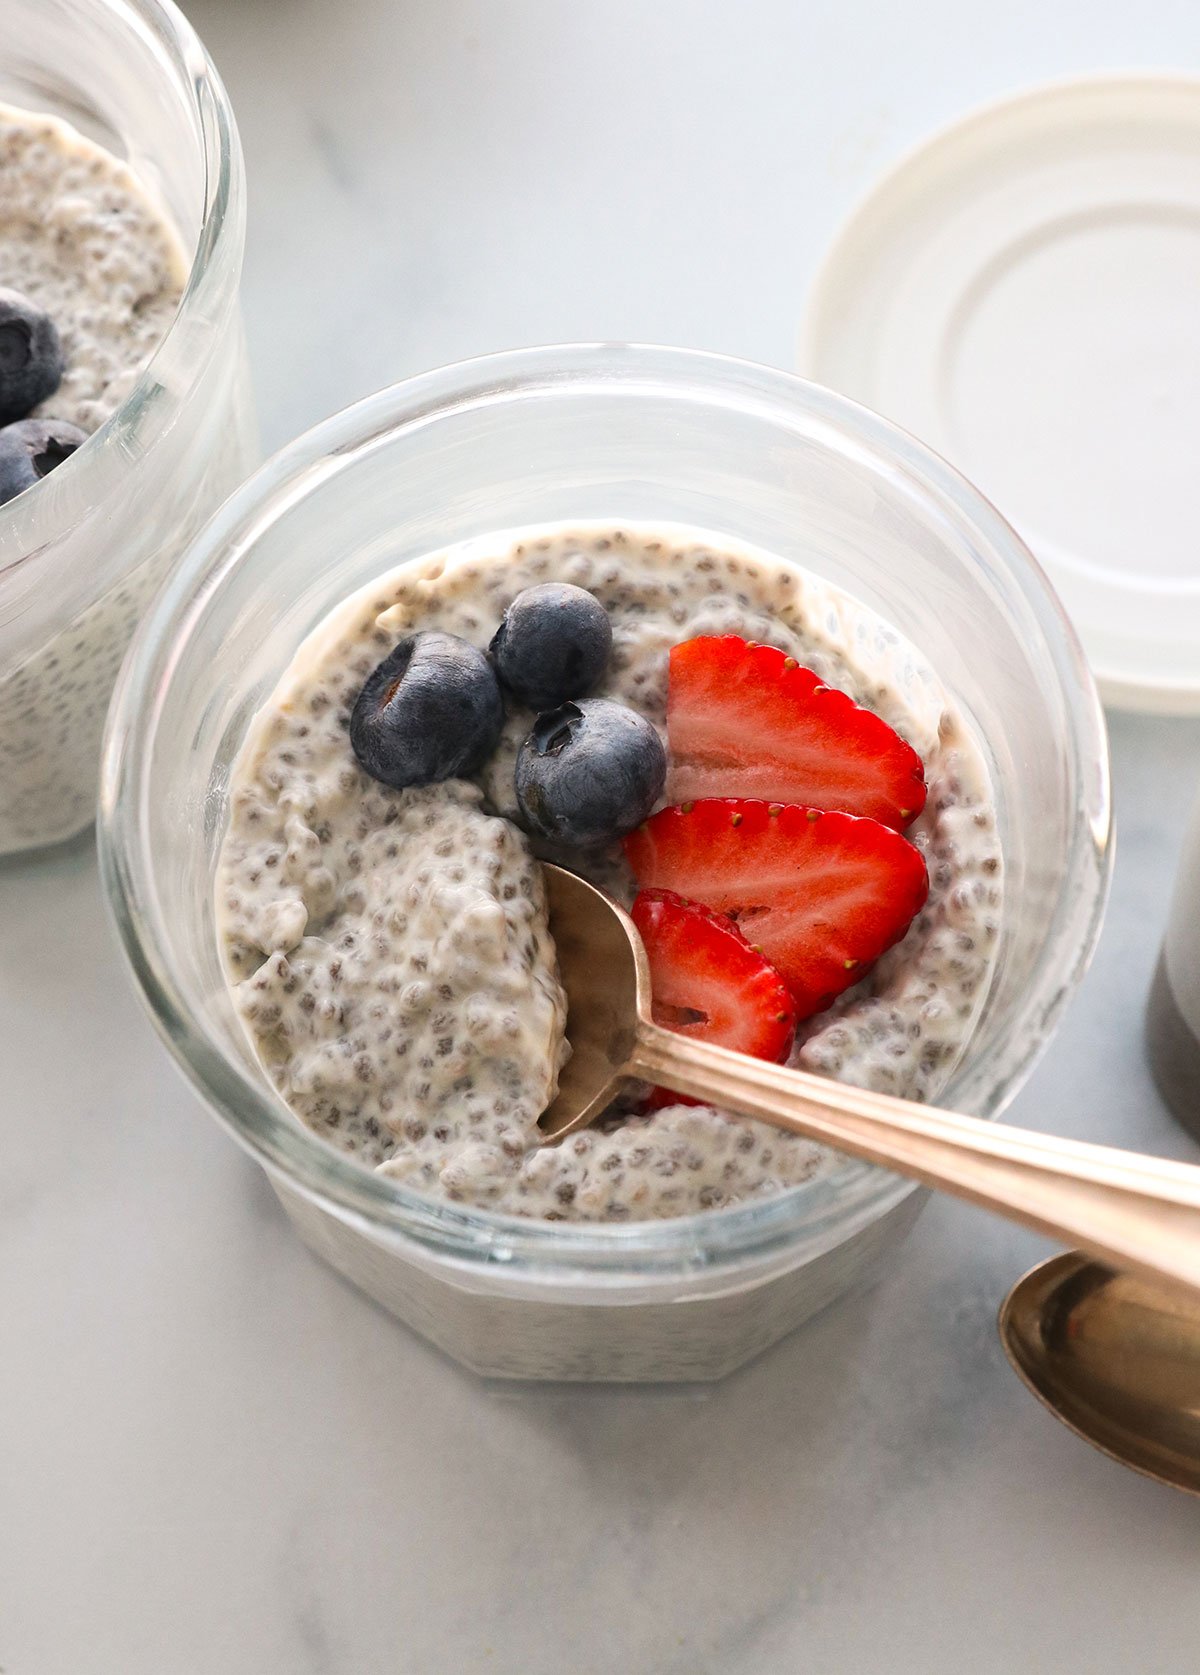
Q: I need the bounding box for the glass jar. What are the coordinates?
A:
[98,345,1111,1382]
[0,0,255,855]
[1146,784,1200,1137]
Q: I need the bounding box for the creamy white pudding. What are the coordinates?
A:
[218,522,1003,1221]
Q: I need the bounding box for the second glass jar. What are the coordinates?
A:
[0,0,255,855]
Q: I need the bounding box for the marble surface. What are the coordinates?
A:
[5,1,1200,1668]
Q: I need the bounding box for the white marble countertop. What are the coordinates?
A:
[6,2,1200,1669]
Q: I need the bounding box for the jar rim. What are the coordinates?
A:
[98,343,1113,1279]
[0,0,245,580]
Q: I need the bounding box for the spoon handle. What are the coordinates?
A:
[631,1022,1200,1297]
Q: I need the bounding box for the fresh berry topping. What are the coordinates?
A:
[632,889,796,1093]
[515,697,666,848]
[625,797,928,1018]
[350,631,504,789]
[666,635,927,830]
[490,582,613,712]
[0,418,86,506]
[0,288,64,423]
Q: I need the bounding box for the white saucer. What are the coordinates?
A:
[799,73,1200,713]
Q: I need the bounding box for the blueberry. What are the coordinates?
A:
[0,418,87,506]
[0,288,63,423]
[515,698,666,848]
[350,631,504,789]
[489,583,612,712]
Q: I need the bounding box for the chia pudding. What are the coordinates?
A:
[217,522,1003,1223]
[0,103,190,853]
[0,104,185,431]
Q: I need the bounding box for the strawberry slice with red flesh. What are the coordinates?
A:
[625,798,929,1020]
[633,888,796,1057]
[632,889,796,1111]
[666,636,927,831]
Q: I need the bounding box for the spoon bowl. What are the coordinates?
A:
[1000,1253,1200,1497]
[539,863,649,1138]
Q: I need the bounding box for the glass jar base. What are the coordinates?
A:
[273,1177,926,1383]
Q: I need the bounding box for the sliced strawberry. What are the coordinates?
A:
[666,636,927,830]
[632,889,796,1112]
[625,798,928,1019]
[633,888,796,1055]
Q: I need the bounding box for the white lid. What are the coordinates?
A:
[799,73,1200,713]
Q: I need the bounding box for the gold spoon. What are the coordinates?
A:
[1000,1254,1200,1495]
[542,864,1200,1490]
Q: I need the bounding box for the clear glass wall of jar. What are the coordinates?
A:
[0,0,255,855]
